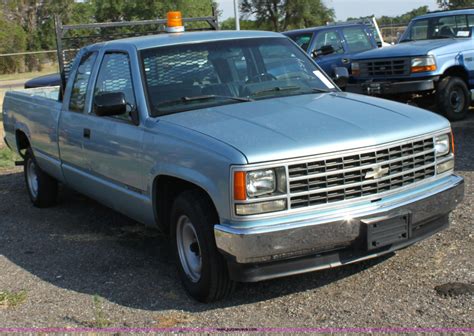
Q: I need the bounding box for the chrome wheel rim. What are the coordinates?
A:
[26,159,39,199]
[176,215,202,282]
[449,87,465,113]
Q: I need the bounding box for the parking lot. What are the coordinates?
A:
[0,111,472,330]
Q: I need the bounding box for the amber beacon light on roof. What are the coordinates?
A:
[166,11,185,33]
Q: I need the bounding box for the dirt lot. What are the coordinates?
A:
[0,113,473,331]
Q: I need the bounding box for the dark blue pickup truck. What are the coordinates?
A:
[284,24,378,79]
[349,9,474,120]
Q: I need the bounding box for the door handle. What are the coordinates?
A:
[342,58,350,64]
[83,128,91,139]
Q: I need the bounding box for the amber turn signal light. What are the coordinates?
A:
[411,65,436,73]
[234,171,246,201]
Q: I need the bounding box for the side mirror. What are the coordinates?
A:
[311,45,336,58]
[333,67,349,89]
[94,92,127,117]
[320,45,336,56]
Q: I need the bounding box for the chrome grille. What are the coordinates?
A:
[359,58,410,77]
[288,138,435,209]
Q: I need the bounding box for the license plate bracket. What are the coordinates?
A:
[362,214,410,250]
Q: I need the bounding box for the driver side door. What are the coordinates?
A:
[310,29,346,77]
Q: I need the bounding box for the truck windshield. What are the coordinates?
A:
[400,14,473,42]
[141,37,336,116]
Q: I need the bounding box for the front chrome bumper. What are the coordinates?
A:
[215,174,464,278]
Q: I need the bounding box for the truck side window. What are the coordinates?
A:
[289,33,313,51]
[69,52,97,113]
[313,30,344,55]
[94,52,136,122]
[342,27,373,53]
[469,15,474,27]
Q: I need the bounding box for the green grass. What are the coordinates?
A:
[0,64,58,82]
[91,295,111,328]
[0,290,27,308]
[0,146,18,169]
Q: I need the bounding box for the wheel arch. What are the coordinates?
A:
[441,65,469,85]
[152,174,220,234]
[15,129,31,157]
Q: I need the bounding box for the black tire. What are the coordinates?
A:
[171,190,235,302]
[436,76,470,121]
[24,148,58,208]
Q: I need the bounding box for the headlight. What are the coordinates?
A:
[435,133,455,174]
[246,169,276,197]
[435,134,450,157]
[233,167,287,215]
[351,62,360,76]
[411,56,436,73]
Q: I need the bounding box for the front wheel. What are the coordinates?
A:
[171,190,235,302]
[436,76,470,121]
[24,148,58,208]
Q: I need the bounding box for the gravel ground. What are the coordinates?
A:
[0,114,473,331]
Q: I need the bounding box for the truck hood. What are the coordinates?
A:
[353,39,464,59]
[160,92,450,164]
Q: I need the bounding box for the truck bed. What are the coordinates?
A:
[2,86,62,179]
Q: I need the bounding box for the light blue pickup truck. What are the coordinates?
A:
[2,29,464,302]
[349,9,474,120]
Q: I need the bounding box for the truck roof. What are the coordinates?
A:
[414,8,474,20]
[99,30,284,50]
[283,23,367,35]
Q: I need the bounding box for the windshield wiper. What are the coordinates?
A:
[181,95,253,103]
[251,85,303,96]
[156,94,252,108]
[153,94,253,115]
[399,38,413,43]
[309,87,332,93]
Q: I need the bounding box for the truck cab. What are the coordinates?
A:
[284,24,378,79]
[349,9,474,120]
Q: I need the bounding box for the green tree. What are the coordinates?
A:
[347,6,429,26]
[93,0,217,22]
[437,0,474,9]
[240,0,334,31]
[220,17,267,30]
[0,15,27,73]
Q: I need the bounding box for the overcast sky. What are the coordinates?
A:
[217,0,439,21]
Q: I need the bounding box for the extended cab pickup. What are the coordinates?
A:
[349,9,474,121]
[2,30,464,302]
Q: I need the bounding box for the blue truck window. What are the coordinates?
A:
[290,33,313,51]
[69,52,97,112]
[313,30,344,54]
[410,19,429,40]
[342,27,373,53]
[94,53,136,121]
[469,15,474,26]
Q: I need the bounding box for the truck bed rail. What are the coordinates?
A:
[54,11,219,97]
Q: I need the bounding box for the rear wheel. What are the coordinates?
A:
[24,148,58,207]
[436,76,470,121]
[171,190,235,302]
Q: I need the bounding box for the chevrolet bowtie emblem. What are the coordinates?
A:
[365,165,389,180]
